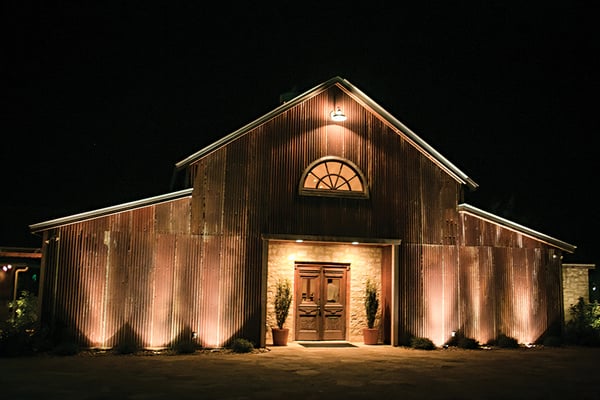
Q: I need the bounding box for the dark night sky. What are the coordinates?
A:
[2,2,598,267]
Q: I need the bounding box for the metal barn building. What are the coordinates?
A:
[29,76,576,349]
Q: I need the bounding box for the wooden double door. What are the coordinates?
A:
[294,263,349,341]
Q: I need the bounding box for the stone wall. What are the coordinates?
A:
[562,263,595,321]
[266,241,383,344]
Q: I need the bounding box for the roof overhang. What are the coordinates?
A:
[29,188,193,233]
[458,203,576,253]
[262,233,402,246]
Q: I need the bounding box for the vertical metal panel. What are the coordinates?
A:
[422,245,444,344]
[399,243,424,344]
[477,246,496,344]
[381,246,392,343]
[151,233,175,348]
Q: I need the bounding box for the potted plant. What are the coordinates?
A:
[272,278,293,346]
[363,278,379,345]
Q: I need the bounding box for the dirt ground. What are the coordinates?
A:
[1,343,599,400]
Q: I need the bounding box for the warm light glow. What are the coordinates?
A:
[330,107,347,121]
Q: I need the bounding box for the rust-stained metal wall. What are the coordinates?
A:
[37,82,565,349]
[39,198,206,349]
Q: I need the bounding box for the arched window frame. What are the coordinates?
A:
[298,156,369,199]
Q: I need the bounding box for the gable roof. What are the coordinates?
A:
[175,76,479,190]
[458,203,576,253]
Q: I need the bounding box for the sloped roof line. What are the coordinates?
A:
[29,188,193,233]
[338,79,478,190]
[174,77,340,169]
[457,203,576,253]
[174,76,478,190]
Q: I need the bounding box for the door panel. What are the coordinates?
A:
[322,268,346,340]
[295,264,348,341]
[296,267,321,340]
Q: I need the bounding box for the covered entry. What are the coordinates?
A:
[295,263,349,341]
[262,236,400,346]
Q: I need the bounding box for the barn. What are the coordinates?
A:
[29,76,576,349]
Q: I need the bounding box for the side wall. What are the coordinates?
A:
[37,197,242,349]
[454,213,564,345]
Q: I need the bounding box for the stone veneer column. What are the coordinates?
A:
[562,263,595,322]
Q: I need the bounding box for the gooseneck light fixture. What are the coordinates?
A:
[330,106,347,122]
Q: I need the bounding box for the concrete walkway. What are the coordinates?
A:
[2,342,599,399]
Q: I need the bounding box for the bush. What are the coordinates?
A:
[115,341,139,355]
[564,297,600,346]
[53,341,80,356]
[457,337,480,349]
[274,279,293,329]
[0,291,40,357]
[364,279,379,329]
[230,338,254,353]
[410,337,436,350]
[445,331,480,349]
[496,334,519,349]
[542,336,562,347]
[173,340,197,354]
[444,331,479,349]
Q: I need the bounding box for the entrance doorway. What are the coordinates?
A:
[294,263,349,341]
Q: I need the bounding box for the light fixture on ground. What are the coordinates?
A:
[330,106,347,121]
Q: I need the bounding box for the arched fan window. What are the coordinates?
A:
[299,156,369,198]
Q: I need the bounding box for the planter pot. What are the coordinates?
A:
[363,328,379,345]
[272,328,290,346]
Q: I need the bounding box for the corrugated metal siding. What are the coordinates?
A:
[381,246,392,343]
[189,88,462,240]
[39,198,198,349]
[456,214,563,345]
[37,84,564,349]
[399,243,424,344]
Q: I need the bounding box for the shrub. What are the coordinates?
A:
[564,297,600,346]
[542,336,562,347]
[457,337,480,349]
[410,337,436,350]
[274,279,293,329]
[115,340,139,355]
[230,338,254,353]
[444,331,479,349]
[53,341,80,356]
[364,279,379,329]
[0,291,40,357]
[173,340,197,354]
[496,334,519,349]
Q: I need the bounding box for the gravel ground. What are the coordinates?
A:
[1,343,599,400]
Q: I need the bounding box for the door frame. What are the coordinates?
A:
[260,235,401,348]
[294,262,350,341]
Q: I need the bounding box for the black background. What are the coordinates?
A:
[2,2,597,273]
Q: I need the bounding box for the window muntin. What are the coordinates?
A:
[299,157,368,198]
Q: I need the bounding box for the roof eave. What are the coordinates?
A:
[458,203,576,253]
[175,76,345,170]
[29,188,193,233]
